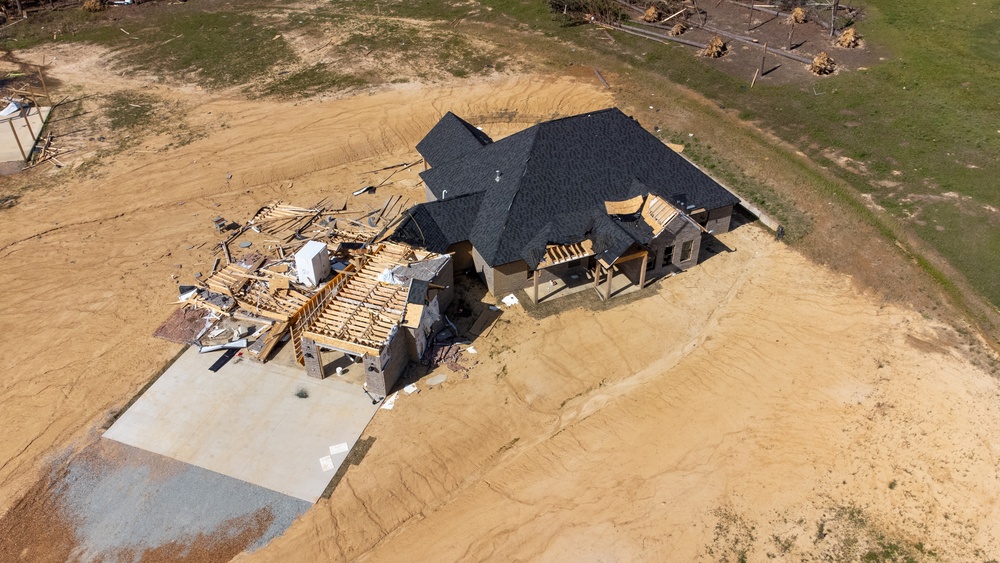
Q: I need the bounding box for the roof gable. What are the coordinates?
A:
[415,112,493,168]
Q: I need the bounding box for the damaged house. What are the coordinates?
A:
[294,243,452,396]
[392,107,740,303]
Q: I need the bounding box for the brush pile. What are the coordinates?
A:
[787,7,807,24]
[836,27,861,48]
[82,0,104,11]
[810,52,836,74]
[668,22,687,36]
[643,5,661,22]
[702,36,727,58]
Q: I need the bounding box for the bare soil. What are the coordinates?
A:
[0,43,998,562]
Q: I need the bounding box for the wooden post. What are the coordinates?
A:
[533,269,540,304]
[750,68,760,88]
[786,21,795,50]
[747,0,755,31]
[593,263,601,288]
[8,119,26,162]
[830,0,839,37]
[754,41,769,86]
[639,252,648,289]
[604,265,613,301]
[36,67,50,106]
[19,103,34,141]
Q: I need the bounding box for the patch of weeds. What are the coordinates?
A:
[681,137,813,242]
[816,519,828,541]
[261,63,366,98]
[124,12,296,88]
[706,506,756,563]
[495,364,508,381]
[888,479,897,490]
[861,539,917,563]
[0,194,19,210]
[771,533,795,554]
[295,387,309,398]
[104,91,158,131]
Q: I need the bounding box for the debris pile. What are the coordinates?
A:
[154,193,419,364]
[642,5,661,22]
[810,51,836,75]
[668,23,687,36]
[702,36,727,58]
[836,27,861,48]
[787,7,807,24]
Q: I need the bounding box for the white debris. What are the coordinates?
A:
[329,443,349,455]
[404,383,419,394]
[380,393,398,410]
[501,294,519,307]
[319,456,334,472]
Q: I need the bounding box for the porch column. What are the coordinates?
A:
[533,269,540,304]
[302,338,325,379]
[604,264,613,301]
[639,251,648,290]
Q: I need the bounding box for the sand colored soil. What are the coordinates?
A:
[1,45,999,561]
[242,226,1000,561]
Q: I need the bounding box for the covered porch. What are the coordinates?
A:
[528,241,653,304]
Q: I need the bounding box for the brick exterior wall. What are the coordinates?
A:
[619,220,703,285]
[447,241,474,272]
[430,258,455,312]
[487,261,532,302]
[364,328,410,397]
[705,204,733,234]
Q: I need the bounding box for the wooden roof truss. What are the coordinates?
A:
[300,243,419,357]
[248,200,324,241]
[537,240,595,269]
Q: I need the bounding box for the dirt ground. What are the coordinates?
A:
[1,43,1000,561]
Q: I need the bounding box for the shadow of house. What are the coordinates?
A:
[391,108,740,305]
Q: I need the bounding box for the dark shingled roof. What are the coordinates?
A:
[415,112,493,168]
[397,108,739,268]
[392,192,483,253]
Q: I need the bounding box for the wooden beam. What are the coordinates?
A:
[533,269,540,304]
[639,252,648,290]
[604,265,613,301]
[303,331,381,357]
[615,250,648,264]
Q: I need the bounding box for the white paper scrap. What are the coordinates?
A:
[380,393,398,410]
[329,443,349,455]
[319,456,334,472]
[404,383,419,394]
[466,346,478,354]
[501,294,519,307]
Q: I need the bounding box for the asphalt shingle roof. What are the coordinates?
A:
[392,192,483,253]
[415,112,493,168]
[397,108,739,268]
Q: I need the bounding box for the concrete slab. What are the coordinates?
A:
[0,106,51,171]
[104,346,380,503]
[526,265,649,303]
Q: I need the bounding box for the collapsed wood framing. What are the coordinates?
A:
[298,243,417,358]
[157,192,454,400]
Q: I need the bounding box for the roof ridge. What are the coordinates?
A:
[491,126,542,264]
